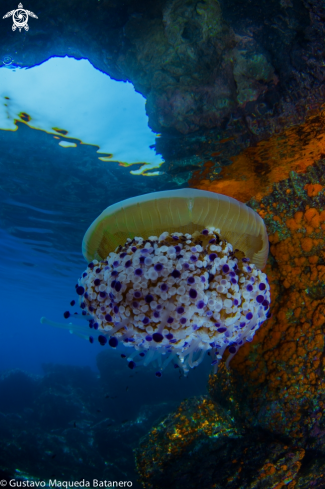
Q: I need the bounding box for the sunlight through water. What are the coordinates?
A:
[0,56,164,175]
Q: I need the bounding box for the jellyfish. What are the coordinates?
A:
[41,189,270,376]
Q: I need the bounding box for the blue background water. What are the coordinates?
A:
[0,63,212,484]
[0,119,173,374]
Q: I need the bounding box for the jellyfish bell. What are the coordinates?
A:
[82,189,269,269]
[41,189,270,376]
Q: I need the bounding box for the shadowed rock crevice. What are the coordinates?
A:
[1,0,324,147]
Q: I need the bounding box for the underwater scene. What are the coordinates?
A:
[1,0,325,487]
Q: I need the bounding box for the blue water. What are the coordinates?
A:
[0,118,168,372]
[0,74,210,483]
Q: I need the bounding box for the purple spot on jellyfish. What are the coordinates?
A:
[171,269,181,279]
[76,286,84,296]
[180,317,187,324]
[109,337,118,348]
[202,229,209,235]
[63,311,70,319]
[98,335,107,346]
[105,314,112,322]
[246,312,253,320]
[209,253,217,261]
[152,332,163,343]
[197,300,205,309]
[189,288,197,299]
[135,268,143,276]
[222,264,230,273]
[154,263,163,272]
[256,295,264,304]
[128,361,135,369]
[70,300,75,306]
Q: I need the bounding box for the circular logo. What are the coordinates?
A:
[13,9,28,28]
[2,55,13,66]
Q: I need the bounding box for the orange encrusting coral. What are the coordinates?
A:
[304,183,323,197]
[189,106,325,202]
[217,198,325,441]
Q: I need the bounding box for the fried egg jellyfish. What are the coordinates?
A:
[41,189,270,376]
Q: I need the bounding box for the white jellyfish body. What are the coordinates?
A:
[41,189,270,376]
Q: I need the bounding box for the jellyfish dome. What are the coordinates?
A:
[43,189,271,376]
